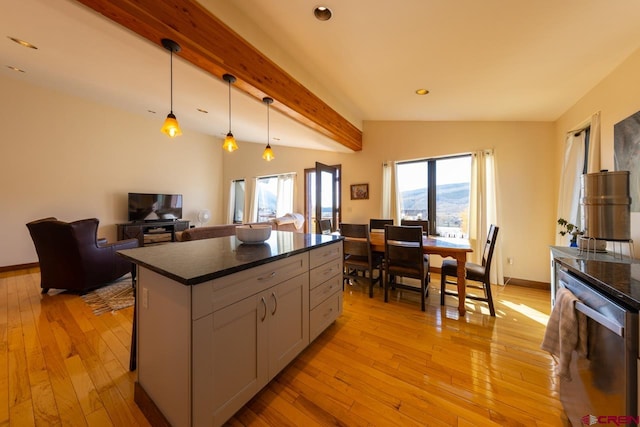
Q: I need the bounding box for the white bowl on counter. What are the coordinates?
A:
[236,224,272,244]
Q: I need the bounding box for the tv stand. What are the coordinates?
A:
[117,220,189,246]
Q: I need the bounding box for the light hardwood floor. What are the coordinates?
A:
[0,268,566,426]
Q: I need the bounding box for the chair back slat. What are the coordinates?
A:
[318,219,332,234]
[340,223,371,258]
[369,218,393,231]
[400,219,429,235]
[482,224,500,271]
[384,225,423,269]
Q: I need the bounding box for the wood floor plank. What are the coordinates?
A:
[0,269,567,426]
[30,381,60,427]
[64,355,103,416]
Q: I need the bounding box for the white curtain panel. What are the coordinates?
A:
[276,173,295,217]
[556,130,587,245]
[587,112,601,173]
[227,181,235,224]
[556,111,601,245]
[381,161,400,223]
[469,149,503,285]
[248,177,259,223]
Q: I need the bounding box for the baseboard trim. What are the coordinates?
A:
[134,382,170,427]
[504,277,549,290]
[0,262,38,273]
[432,267,549,290]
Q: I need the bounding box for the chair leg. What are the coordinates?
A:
[420,279,426,312]
[383,270,389,303]
[368,268,374,298]
[484,280,496,316]
[440,273,446,306]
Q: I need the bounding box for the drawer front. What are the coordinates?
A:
[192,253,309,320]
[309,258,342,289]
[310,274,342,309]
[310,291,342,342]
[309,242,342,269]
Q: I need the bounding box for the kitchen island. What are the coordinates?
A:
[118,231,343,427]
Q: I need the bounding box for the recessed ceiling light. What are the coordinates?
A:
[197,108,209,114]
[7,65,25,73]
[313,6,332,21]
[8,36,38,50]
[415,89,429,95]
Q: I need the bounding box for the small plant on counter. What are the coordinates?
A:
[557,218,584,245]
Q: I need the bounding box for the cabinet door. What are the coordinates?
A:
[192,293,268,427]
[267,273,310,377]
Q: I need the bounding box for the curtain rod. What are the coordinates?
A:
[567,111,600,136]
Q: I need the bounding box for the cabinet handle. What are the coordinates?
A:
[258,271,276,281]
[260,297,267,322]
[271,292,278,315]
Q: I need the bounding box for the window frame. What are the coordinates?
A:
[396,153,471,237]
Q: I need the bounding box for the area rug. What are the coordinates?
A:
[80,275,134,316]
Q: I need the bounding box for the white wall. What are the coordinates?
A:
[0,75,222,267]
[222,120,556,283]
[555,46,640,257]
[8,45,640,281]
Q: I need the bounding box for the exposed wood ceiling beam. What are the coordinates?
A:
[74,0,363,151]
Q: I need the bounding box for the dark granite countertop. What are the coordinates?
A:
[555,257,640,310]
[118,231,342,286]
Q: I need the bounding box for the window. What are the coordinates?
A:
[396,155,471,237]
[253,173,295,222]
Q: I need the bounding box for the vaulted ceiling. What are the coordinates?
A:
[4,0,640,152]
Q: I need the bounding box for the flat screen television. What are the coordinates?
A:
[128,192,183,222]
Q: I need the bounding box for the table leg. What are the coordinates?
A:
[455,254,466,315]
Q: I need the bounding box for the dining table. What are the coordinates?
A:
[368,230,473,315]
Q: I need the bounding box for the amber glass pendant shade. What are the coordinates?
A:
[223,132,238,152]
[161,113,182,138]
[262,143,275,161]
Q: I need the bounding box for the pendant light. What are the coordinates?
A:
[160,38,182,138]
[222,73,238,152]
[262,97,275,161]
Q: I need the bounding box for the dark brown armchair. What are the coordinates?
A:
[26,217,139,294]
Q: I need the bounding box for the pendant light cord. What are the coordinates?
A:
[228,80,232,133]
[170,49,174,114]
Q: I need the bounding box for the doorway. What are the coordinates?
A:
[304,162,341,233]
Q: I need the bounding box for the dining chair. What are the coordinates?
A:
[383,225,429,311]
[440,224,499,316]
[318,219,332,234]
[369,218,394,231]
[400,219,431,282]
[340,223,383,298]
[400,219,429,235]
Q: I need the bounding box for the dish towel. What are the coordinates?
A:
[540,287,587,381]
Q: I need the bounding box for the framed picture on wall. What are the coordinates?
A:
[614,110,640,212]
[350,183,369,200]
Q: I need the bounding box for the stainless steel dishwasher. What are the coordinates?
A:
[556,267,638,425]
